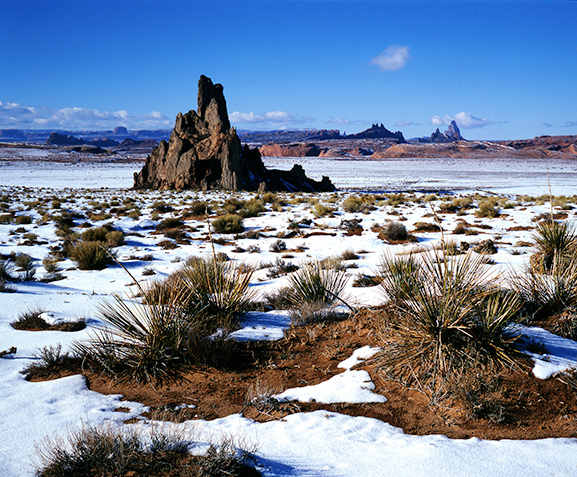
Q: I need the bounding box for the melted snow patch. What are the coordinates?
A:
[274,347,386,404]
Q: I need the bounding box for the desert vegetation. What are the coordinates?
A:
[3,184,577,475]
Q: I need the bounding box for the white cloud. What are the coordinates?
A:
[370,45,411,72]
[0,100,172,129]
[229,110,313,125]
[395,120,418,128]
[327,117,350,125]
[430,112,493,129]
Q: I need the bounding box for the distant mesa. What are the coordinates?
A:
[46,132,119,149]
[113,126,129,135]
[345,123,405,143]
[134,75,334,192]
[46,132,85,146]
[260,143,321,157]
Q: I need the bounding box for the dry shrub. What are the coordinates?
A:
[70,242,111,270]
[212,214,244,234]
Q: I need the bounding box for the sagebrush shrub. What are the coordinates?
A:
[212,214,244,234]
[70,242,111,270]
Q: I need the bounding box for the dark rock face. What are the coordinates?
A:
[134,75,334,192]
[346,124,405,143]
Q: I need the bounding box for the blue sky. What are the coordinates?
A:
[1,0,576,140]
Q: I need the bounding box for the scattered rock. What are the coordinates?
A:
[134,76,334,192]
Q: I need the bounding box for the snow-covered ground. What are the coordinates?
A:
[2,154,577,194]
[1,158,577,476]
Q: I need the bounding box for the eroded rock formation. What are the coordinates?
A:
[134,76,334,192]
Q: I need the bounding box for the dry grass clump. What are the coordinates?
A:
[35,423,258,477]
[36,424,259,477]
[376,246,523,399]
[22,344,81,380]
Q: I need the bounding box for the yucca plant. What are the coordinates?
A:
[75,288,190,384]
[531,220,577,271]
[174,256,256,329]
[377,252,421,302]
[511,252,577,317]
[285,259,349,308]
[377,246,524,396]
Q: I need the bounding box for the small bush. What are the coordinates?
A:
[340,249,359,261]
[352,274,381,287]
[14,253,36,280]
[476,198,499,218]
[70,242,112,270]
[413,221,441,232]
[14,215,32,225]
[81,226,109,242]
[313,203,330,218]
[262,192,278,203]
[105,230,125,247]
[156,217,184,231]
[266,258,299,278]
[342,196,362,213]
[382,221,408,242]
[270,239,287,253]
[241,198,264,218]
[188,200,210,216]
[152,200,173,212]
[212,214,244,234]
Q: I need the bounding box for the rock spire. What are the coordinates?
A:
[134,76,334,192]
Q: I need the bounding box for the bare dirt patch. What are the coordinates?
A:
[29,310,577,440]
